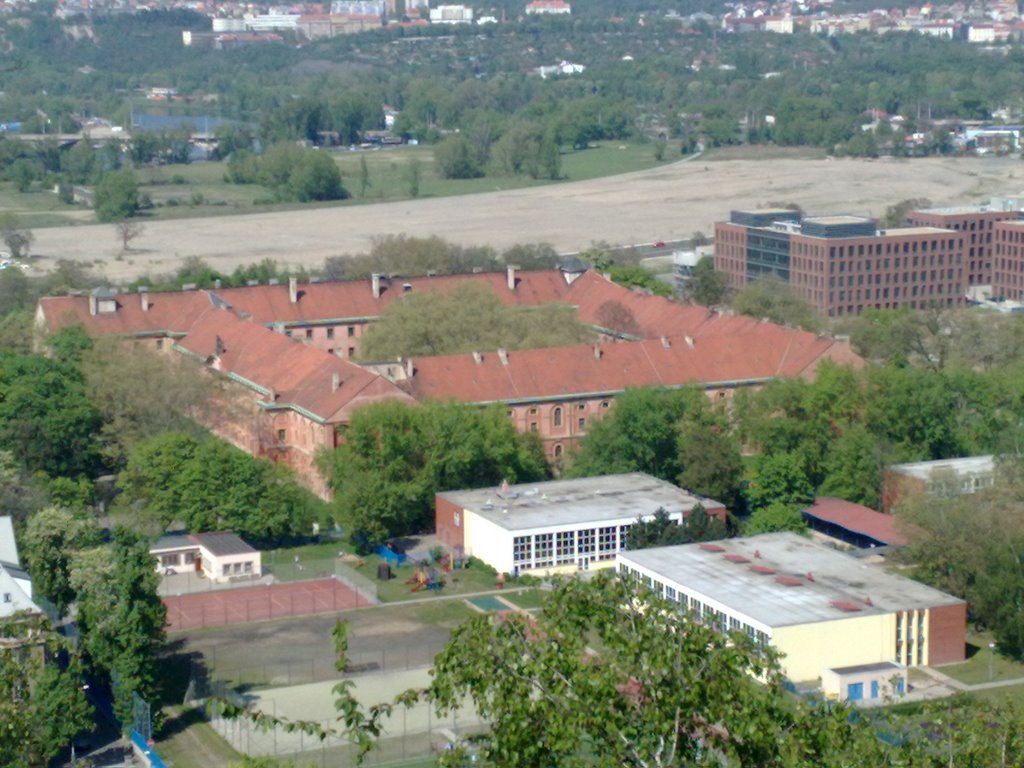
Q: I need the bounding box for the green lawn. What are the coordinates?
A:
[350,556,503,602]
[156,706,241,768]
[500,588,549,610]
[13,140,673,229]
[941,631,1024,686]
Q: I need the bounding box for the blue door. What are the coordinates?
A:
[895,678,905,696]
[870,680,879,699]
[848,682,864,701]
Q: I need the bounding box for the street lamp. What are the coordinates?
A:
[989,642,996,682]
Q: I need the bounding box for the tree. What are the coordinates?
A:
[677,421,745,511]
[746,451,814,512]
[569,387,710,483]
[94,169,140,223]
[406,159,421,198]
[433,134,483,179]
[732,276,822,332]
[356,282,593,359]
[0,352,103,479]
[818,423,883,509]
[0,450,47,523]
[881,197,930,228]
[744,502,808,535]
[70,528,166,725]
[420,572,880,767]
[625,505,726,550]
[685,256,726,306]
[0,615,94,768]
[0,212,33,260]
[115,219,144,252]
[21,506,101,616]
[81,337,217,466]
[318,400,548,549]
[117,432,316,543]
[289,150,347,202]
[605,264,673,298]
[358,155,370,198]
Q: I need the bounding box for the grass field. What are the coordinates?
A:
[941,631,1024,686]
[4,140,672,229]
[500,588,549,610]
[156,706,241,768]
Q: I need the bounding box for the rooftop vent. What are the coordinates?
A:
[750,565,775,575]
[775,576,804,587]
[724,554,749,564]
[699,543,726,553]
[831,601,863,613]
[268,278,280,286]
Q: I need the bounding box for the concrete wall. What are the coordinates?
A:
[772,612,895,682]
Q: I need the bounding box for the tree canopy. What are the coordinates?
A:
[117,431,319,544]
[356,281,594,359]
[318,400,548,549]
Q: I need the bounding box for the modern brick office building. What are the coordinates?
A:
[992,219,1024,301]
[715,210,966,318]
[905,199,1023,290]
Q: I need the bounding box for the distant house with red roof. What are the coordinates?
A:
[802,498,911,549]
[36,268,861,493]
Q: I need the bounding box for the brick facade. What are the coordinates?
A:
[927,602,968,665]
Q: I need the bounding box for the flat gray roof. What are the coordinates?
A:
[889,455,994,480]
[829,661,904,675]
[804,215,873,225]
[439,473,720,532]
[619,532,962,628]
[881,226,957,236]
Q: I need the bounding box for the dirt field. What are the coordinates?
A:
[29,155,1024,283]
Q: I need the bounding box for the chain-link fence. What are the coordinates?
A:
[204,676,482,767]
[199,639,451,689]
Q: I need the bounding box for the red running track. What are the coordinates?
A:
[163,578,373,631]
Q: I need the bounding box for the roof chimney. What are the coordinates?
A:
[472,351,482,364]
[404,357,415,378]
[685,335,695,348]
[498,348,509,365]
[141,291,150,312]
[88,294,97,316]
[268,387,277,402]
[661,336,670,349]
[593,344,602,360]
[289,276,298,304]
[214,279,222,289]
[371,273,382,299]
[507,264,518,292]
[332,372,340,392]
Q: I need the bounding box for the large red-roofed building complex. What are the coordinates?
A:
[37,268,861,496]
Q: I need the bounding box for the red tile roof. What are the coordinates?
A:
[175,308,414,423]
[803,497,910,547]
[37,270,573,337]
[403,323,855,404]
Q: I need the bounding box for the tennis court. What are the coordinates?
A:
[164,578,373,632]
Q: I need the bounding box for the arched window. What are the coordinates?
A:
[554,444,563,458]
[553,407,562,427]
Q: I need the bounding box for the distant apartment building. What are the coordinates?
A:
[330,0,388,15]
[714,209,965,318]
[525,0,571,14]
[296,14,382,39]
[881,455,996,513]
[429,4,473,23]
[905,198,1023,291]
[992,219,1024,301]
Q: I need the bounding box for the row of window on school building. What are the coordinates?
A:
[511,524,632,571]
[618,563,771,648]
